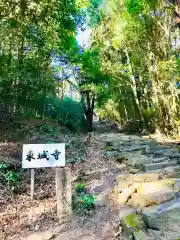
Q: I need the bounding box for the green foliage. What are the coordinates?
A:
[58,97,87,132]
[6,171,21,191]
[0,162,9,170]
[89,0,180,136]
[73,193,96,213]
[39,124,55,134]
[0,0,81,126]
[75,182,86,194]
[73,181,96,216]
[76,194,96,210]
[125,0,144,15]
[0,162,21,192]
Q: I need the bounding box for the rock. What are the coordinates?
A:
[163,166,180,178]
[162,231,180,240]
[119,206,137,220]
[127,155,153,167]
[116,180,133,192]
[116,175,133,184]
[133,229,154,240]
[26,230,54,240]
[169,153,180,159]
[127,179,177,208]
[145,160,177,171]
[120,212,146,234]
[124,145,150,152]
[148,229,162,239]
[152,157,168,163]
[132,173,160,182]
[147,166,180,178]
[106,151,119,158]
[153,149,175,158]
[129,168,140,174]
[142,198,180,232]
[116,173,159,184]
[128,190,175,209]
[149,230,180,240]
[175,178,180,191]
[118,184,138,205]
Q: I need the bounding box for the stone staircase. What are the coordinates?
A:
[96,132,180,240]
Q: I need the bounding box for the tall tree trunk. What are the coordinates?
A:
[125,48,146,130]
[81,91,95,132]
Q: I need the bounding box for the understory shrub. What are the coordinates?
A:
[57,97,87,132]
[73,182,96,216]
[0,162,22,192]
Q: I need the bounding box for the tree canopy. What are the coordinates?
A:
[0,0,179,135]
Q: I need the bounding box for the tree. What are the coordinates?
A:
[0,0,80,119]
[88,0,180,135]
[72,49,110,132]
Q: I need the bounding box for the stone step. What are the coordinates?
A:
[119,208,154,239]
[117,178,180,209]
[123,145,150,152]
[149,229,180,240]
[142,198,180,232]
[134,230,154,240]
[146,165,180,178]
[152,149,176,158]
[127,179,178,209]
[127,188,176,209]
[120,209,146,234]
[145,160,178,171]
[152,157,168,163]
[127,154,153,167]
[116,173,160,185]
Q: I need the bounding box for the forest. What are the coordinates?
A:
[0,0,179,136]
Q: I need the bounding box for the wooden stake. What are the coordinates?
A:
[65,166,72,215]
[55,167,72,220]
[30,169,35,200]
[56,167,66,220]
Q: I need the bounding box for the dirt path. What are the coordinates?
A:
[1,126,128,240]
[1,122,179,240]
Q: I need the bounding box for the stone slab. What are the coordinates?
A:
[127,155,153,167]
[148,229,161,240]
[153,149,176,158]
[116,173,160,184]
[161,231,180,240]
[145,161,177,171]
[118,184,138,205]
[175,178,180,191]
[142,199,180,232]
[128,190,176,209]
[106,151,119,158]
[133,230,154,240]
[116,180,133,192]
[119,206,136,220]
[127,179,177,208]
[120,212,146,234]
[152,157,168,163]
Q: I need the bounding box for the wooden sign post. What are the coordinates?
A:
[22,143,71,220]
[30,169,35,200]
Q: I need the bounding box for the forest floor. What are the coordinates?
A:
[0,119,179,240]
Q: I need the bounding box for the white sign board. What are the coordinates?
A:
[22,143,65,168]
